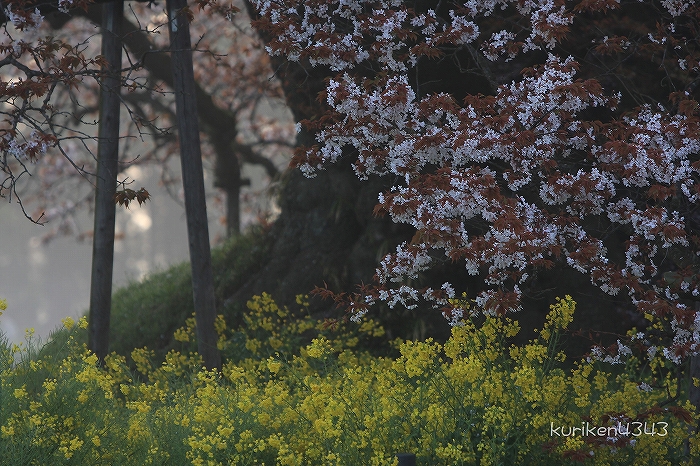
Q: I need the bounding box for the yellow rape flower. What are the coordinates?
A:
[77,390,89,403]
[245,338,261,354]
[59,437,84,459]
[61,316,75,330]
[540,295,576,340]
[13,386,27,399]
[397,338,440,377]
[214,314,227,335]
[295,293,310,307]
[42,379,57,395]
[306,336,332,359]
[131,347,154,376]
[267,358,282,374]
[173,327,190,342]
[78,316,88,329]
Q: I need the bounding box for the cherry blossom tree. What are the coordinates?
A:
[252,0,700,366]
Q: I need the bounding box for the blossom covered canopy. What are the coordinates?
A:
[253,0,700,362]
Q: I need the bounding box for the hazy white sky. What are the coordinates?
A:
[0,164,200,345]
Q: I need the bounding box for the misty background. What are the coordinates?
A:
[0,160,279,345]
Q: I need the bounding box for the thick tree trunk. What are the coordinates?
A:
[88,0,123,362]
[167,0,221,370]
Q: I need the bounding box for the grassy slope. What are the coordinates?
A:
[71,227,273,361]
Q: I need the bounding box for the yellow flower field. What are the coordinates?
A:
[1,295,697,465]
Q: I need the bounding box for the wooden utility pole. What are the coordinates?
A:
[88,0,124,362]
[167,0,221,369]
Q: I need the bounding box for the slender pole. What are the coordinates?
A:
[88,0,124,362]
[166,0,221,370]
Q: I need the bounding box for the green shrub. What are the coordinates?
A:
[106,228,271,359]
